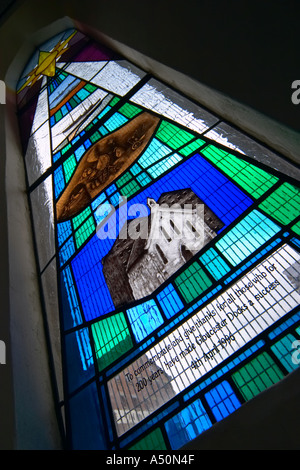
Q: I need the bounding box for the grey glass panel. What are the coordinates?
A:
[30,175,55,271]
[41,258,63,401]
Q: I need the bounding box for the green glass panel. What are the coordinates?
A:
[90,130,102,143]
[270,334,299,373]
[69,97,78,108]
[199,248,231,280]
[175,262,212,303]
[84,83,97,93]
[120,179,140,198]
[63,154,77,183]
[201,145,278,198]
[116,171,132,188]
[129,428,167,450]
[291,220,300,236]
[232,352,284,401]
[61,143,72,155]
[156,120,194,150]
[75,216,95,248]
[109,96,120,107]
[137,172,152,186]
[72,206,92,230]
[119,102,141,118]
[91,312,133,371]
[179,138,206,156]
[259,182,300,225]
[55,109,62,122]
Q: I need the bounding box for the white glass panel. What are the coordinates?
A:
[57,61,108,81]
[25,120,52,186]
[30,77,48,134]
[131,78,218,134]
[90,60,145,96]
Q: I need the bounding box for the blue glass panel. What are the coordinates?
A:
[110,192,122,207]
[130,163,142,176]
[94,201,113,225]
[104,112,128,132]
[61,104,68,116]
[91,192,106,211]
[64,328,95,393]
[126,299,164,342]
[165,399,212,450]
[291,237,300,249]
[84,139,92,149]
[204,381,241,421]
[268,309,300,339]
[77,88,90,101]
[138,138,172,168]
[59,236,75,266]
[136,172,152,187]
[53,151,61,163]
[71,235,115,320]
[147,153,182,178]
[57,220,72,247]
[158,285,223,337]
[106,184,117,196]
[54,165,65,200]
[69,381,107,450]
[61,266,83,329]
[75,145,86,161]
[157,284,184,319]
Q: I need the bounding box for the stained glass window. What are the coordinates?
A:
[17,28,300,450]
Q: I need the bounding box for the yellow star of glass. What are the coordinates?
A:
[37,50,57,77]
[18,30,76,93]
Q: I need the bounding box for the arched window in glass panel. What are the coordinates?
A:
[17,27,300,450]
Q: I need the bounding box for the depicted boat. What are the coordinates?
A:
[56,111,159,222]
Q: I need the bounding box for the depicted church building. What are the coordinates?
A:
[102,189,224,308]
